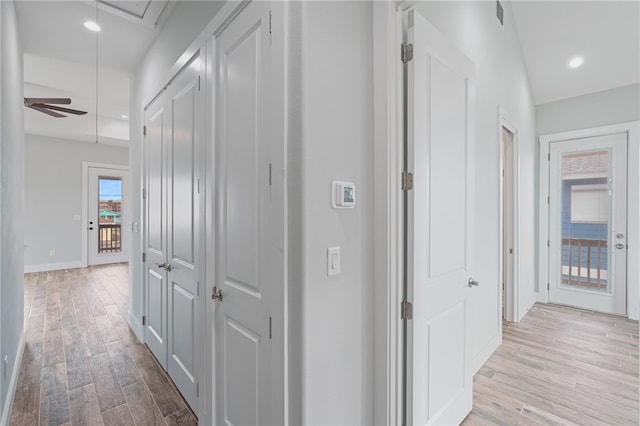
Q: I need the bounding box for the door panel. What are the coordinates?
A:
[166,56,201,411]
[214,2,272,424]
[406,10,475,425]
[549,133,627,314]
[144,98,168,368]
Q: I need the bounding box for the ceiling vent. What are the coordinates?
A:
[496,0,504,26]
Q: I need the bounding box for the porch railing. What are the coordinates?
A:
[561,237,607,290]
[99,224,122,253]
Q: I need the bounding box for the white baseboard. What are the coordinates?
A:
[1,331,25,426]
[471,330,501,375]
[127,310,144,342]
[24,260,86,273]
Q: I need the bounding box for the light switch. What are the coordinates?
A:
[327,246,341,276]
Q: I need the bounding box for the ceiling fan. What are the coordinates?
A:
[23,97,87,118]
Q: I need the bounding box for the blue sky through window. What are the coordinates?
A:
[99,178,122,201]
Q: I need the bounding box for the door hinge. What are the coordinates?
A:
[269,10,272,45]
[269,163,272,186]
[402,171,414,191]
[197,383,199,397]
[197,178,200,194]
[401,301,413,320]
[401,43,413,63]
[142,252,146,262]
[547,195,550,204]
[269,317,272,339]
[548,153,550,161]
[143,125,147,136]
[198,76,201,91]
[197,281,200,297]
[547,240,550,247]
[547,282,550,290]
[142,188,147,199]
[142,315,146,326]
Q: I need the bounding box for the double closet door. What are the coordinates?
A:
[144,52,203,412]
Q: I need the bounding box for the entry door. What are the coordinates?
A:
[405,10,475,425]
[143,53,202,411]
[88,166,128,265]
[213,1,273,424]
[548,133,627,315]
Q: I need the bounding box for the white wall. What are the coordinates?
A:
[537,83,640,136]
[23,134,128,271]
[290,2,375,424]
[129,0,225,338]
[411,0,537,368]
[0,0,24,421]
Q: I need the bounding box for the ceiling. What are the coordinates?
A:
[15,0,173,145]
[511,1,640,105]
[15,1,640,143]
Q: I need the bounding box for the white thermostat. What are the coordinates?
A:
[332,181,355,209]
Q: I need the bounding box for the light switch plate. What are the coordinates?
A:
[327,246,341,276]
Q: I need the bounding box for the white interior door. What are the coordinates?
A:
[548,133,627,315]
[143,53,203,412]
[144,95,168,368]
[165,55,202,412]
[214,2,273,424]
[88,166,128,266]
[405,9,475,425]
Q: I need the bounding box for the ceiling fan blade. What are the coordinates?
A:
[24,97,72,106]
[33,103,87,116]
[28,105,66,118]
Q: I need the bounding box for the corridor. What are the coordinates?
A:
[9,264,195,426]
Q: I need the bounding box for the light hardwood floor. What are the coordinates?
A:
[9,264,196,426]
[463,303,639,426]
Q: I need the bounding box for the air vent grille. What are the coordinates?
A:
[496,0,504,26]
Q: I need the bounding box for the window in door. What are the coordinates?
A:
[98,177,123,254]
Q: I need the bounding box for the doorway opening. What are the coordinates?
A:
[499,110,519,322]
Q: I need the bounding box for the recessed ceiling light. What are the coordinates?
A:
[84,21,101,32]
[569,56,583,68]
[121,114,129,119]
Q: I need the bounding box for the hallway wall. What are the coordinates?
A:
[0,0,24,421]
[23,134,128,272]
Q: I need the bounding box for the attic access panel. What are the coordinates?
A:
[98,0,170,28]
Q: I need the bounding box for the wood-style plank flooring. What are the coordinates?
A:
[463,303,639,426]
[9,264,197,426]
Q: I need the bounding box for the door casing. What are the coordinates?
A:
[81,161,129,267]
[538,121,640,321]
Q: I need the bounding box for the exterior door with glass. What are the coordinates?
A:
[548,133,628,315]
[88,166,128,265]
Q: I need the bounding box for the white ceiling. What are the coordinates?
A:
[511,1,640,105]
[15,0,172,145]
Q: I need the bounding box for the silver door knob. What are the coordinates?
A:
[212,286,223,301]
[468,278,479,287]
[616,243,625,249]
[616,233,624,239]
[165,264,172,272]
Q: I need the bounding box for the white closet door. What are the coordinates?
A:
[214,2,273,424]
[166,54,202,412]
[144,97,168,368]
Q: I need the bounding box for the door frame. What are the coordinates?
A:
[81,161,129,267]
[498,107,520,322]
[538,121,640,320]
[373,2,405,425]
